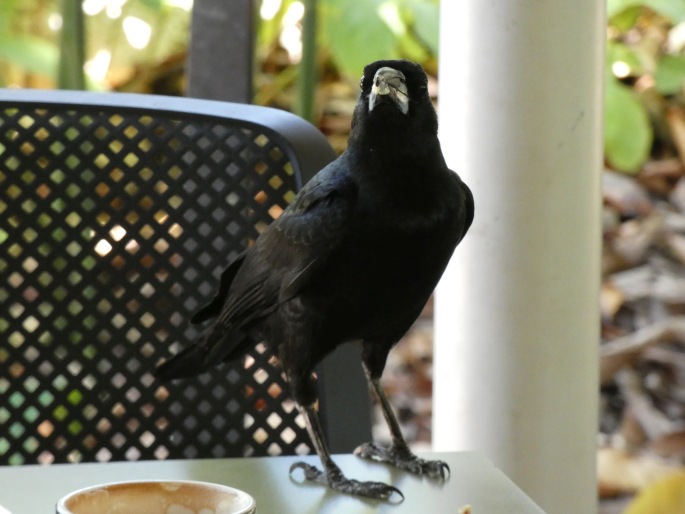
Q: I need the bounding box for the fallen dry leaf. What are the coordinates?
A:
[601,282,625,320]
[624,472,685,514]
[598,447,683,497]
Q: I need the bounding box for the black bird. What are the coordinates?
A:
[155,59,474,500]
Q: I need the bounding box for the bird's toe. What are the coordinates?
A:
[330,476,404,502]
[289,459,403,501]
[354,442,450,480]
[289,461,328,485]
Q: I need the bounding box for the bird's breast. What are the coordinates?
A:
[311,211,460,326]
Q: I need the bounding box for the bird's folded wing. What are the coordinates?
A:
[215,273,270,329]
[274,161,357,301]
[190,251,247,324]
[206,160,356,328]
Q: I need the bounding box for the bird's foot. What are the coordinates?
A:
[289,461,403,501]
[354,442,450,480]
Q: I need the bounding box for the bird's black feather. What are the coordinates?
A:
[189,251,246,324]
[155,57,473,414]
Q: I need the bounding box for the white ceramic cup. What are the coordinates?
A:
[55,479,256,514]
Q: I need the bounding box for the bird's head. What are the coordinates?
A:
[351,60,437,140]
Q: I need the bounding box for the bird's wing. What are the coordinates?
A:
[212,159,356,328]
[190,250,247,324]
[273,160,356,301]
[277,160,353,244]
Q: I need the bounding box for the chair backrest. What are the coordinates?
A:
[0,89,370,465]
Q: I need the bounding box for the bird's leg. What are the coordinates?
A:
[289,402,403,501]
[282,338,401,500]
[355,362,450,480]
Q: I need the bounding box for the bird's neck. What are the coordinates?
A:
[351,132,444,179]
[346,134,450,221]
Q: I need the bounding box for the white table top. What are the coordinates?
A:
[0,451,545,513]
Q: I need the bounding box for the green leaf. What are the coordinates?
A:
[321,0,398,79]
[405,1,439,54]
[607,0,637,18]
[643,0,685,21]
[378,1,406,36]
[608,0,685,22]
[398,32,429,63]
[141,0,164,10]
[608,5,642,30]
[604,77,653,173]
[0,35,59,78]
[654,55,685,95]
[0,0,29,33]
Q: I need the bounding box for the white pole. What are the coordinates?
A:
[434,2,604,513]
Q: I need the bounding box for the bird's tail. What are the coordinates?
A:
[154,336,209,381]
[154,328,249,381]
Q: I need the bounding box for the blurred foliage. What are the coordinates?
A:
[0,0,190,92]
[256,0,439,76]
[256,0,439,118]
[7,0,685,175]
[0,0,59,87]
[320,0,439,78]
[0,0,437,92]
[606,1,685,173]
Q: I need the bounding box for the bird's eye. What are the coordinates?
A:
[359,76,364,90]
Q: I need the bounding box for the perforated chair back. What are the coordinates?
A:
[0,90,370,465]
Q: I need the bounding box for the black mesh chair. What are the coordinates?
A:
[0,89,371,465]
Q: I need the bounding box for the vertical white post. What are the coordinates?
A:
[434,2,604,513]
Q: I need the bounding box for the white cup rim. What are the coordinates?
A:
[55,479,256,514]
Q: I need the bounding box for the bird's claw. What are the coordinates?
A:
[289,461,404,501]
[354,442,450,480]
[289,461,329,486]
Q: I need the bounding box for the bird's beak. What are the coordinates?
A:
[368,67,409,115]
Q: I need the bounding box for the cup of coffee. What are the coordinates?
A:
[56,480,256,514]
